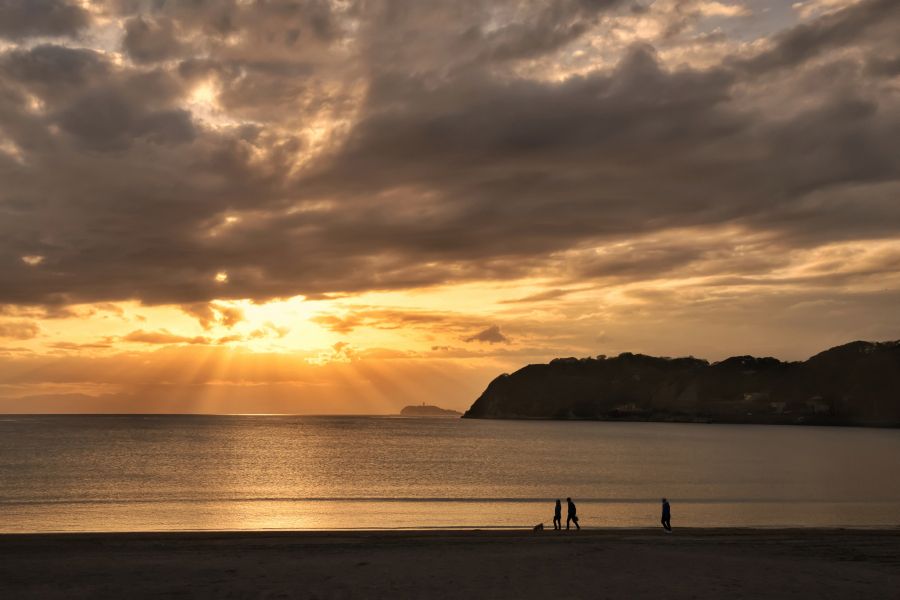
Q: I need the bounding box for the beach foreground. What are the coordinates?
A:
[1,529,898,599]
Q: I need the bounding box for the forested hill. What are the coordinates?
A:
[462,341,900,427]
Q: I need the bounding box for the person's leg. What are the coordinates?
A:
[566,516,571,530]
[575,517,580,530]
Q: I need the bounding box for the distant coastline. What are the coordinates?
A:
[463,340,900,427]
[400,404,462,417]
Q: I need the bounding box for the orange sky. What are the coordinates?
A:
[1,0,899,413]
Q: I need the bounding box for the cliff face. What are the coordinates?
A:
[463,341,900,426]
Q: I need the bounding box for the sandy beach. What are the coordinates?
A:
[1,528,898,599]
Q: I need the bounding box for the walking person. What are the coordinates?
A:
[566,497,580,530]
[553,499,562,530]
[661,498,672,533]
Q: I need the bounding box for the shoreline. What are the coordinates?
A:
[3,524,900,536]
[461,414,900,428]
[2,529,898,599]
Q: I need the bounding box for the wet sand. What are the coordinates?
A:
[1,528,899,599]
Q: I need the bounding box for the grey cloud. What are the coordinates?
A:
[358,0,625,79]
[465,325,510,344]
[1,45,109,89]
[477,0,625,62]
[111,0,340,42]
[737,0,899,75]
[867,55,900,77]
[56,89,195,150]
[0,0,89,40]
[1,46,196,150]
[122,16,186,64]
[766,96,900,195]
[569,243,708,281]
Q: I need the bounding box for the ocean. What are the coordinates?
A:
[1,415,899,532]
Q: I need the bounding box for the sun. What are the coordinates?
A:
[186,79,229,126]
[189,80,217,108]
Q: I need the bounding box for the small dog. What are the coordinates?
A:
[533,523,544,531]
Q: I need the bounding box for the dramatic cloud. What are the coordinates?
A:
[0,0,898,412]
[0,0,896,309]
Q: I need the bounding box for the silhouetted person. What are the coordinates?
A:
[553,499,562,530]
[566,497,580,530]
[661,498,672,532]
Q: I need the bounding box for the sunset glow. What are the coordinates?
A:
[1,0,898,413]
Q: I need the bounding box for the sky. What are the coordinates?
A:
[0,0,899,414]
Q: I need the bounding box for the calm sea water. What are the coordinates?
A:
[1,415,899,532]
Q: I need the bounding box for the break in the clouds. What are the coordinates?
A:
[0,0,898,412]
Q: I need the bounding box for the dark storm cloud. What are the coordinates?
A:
[0,0,898,307]
[0,0,90,40]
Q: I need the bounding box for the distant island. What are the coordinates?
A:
[400,404,462,417]
[463,340,900,427]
